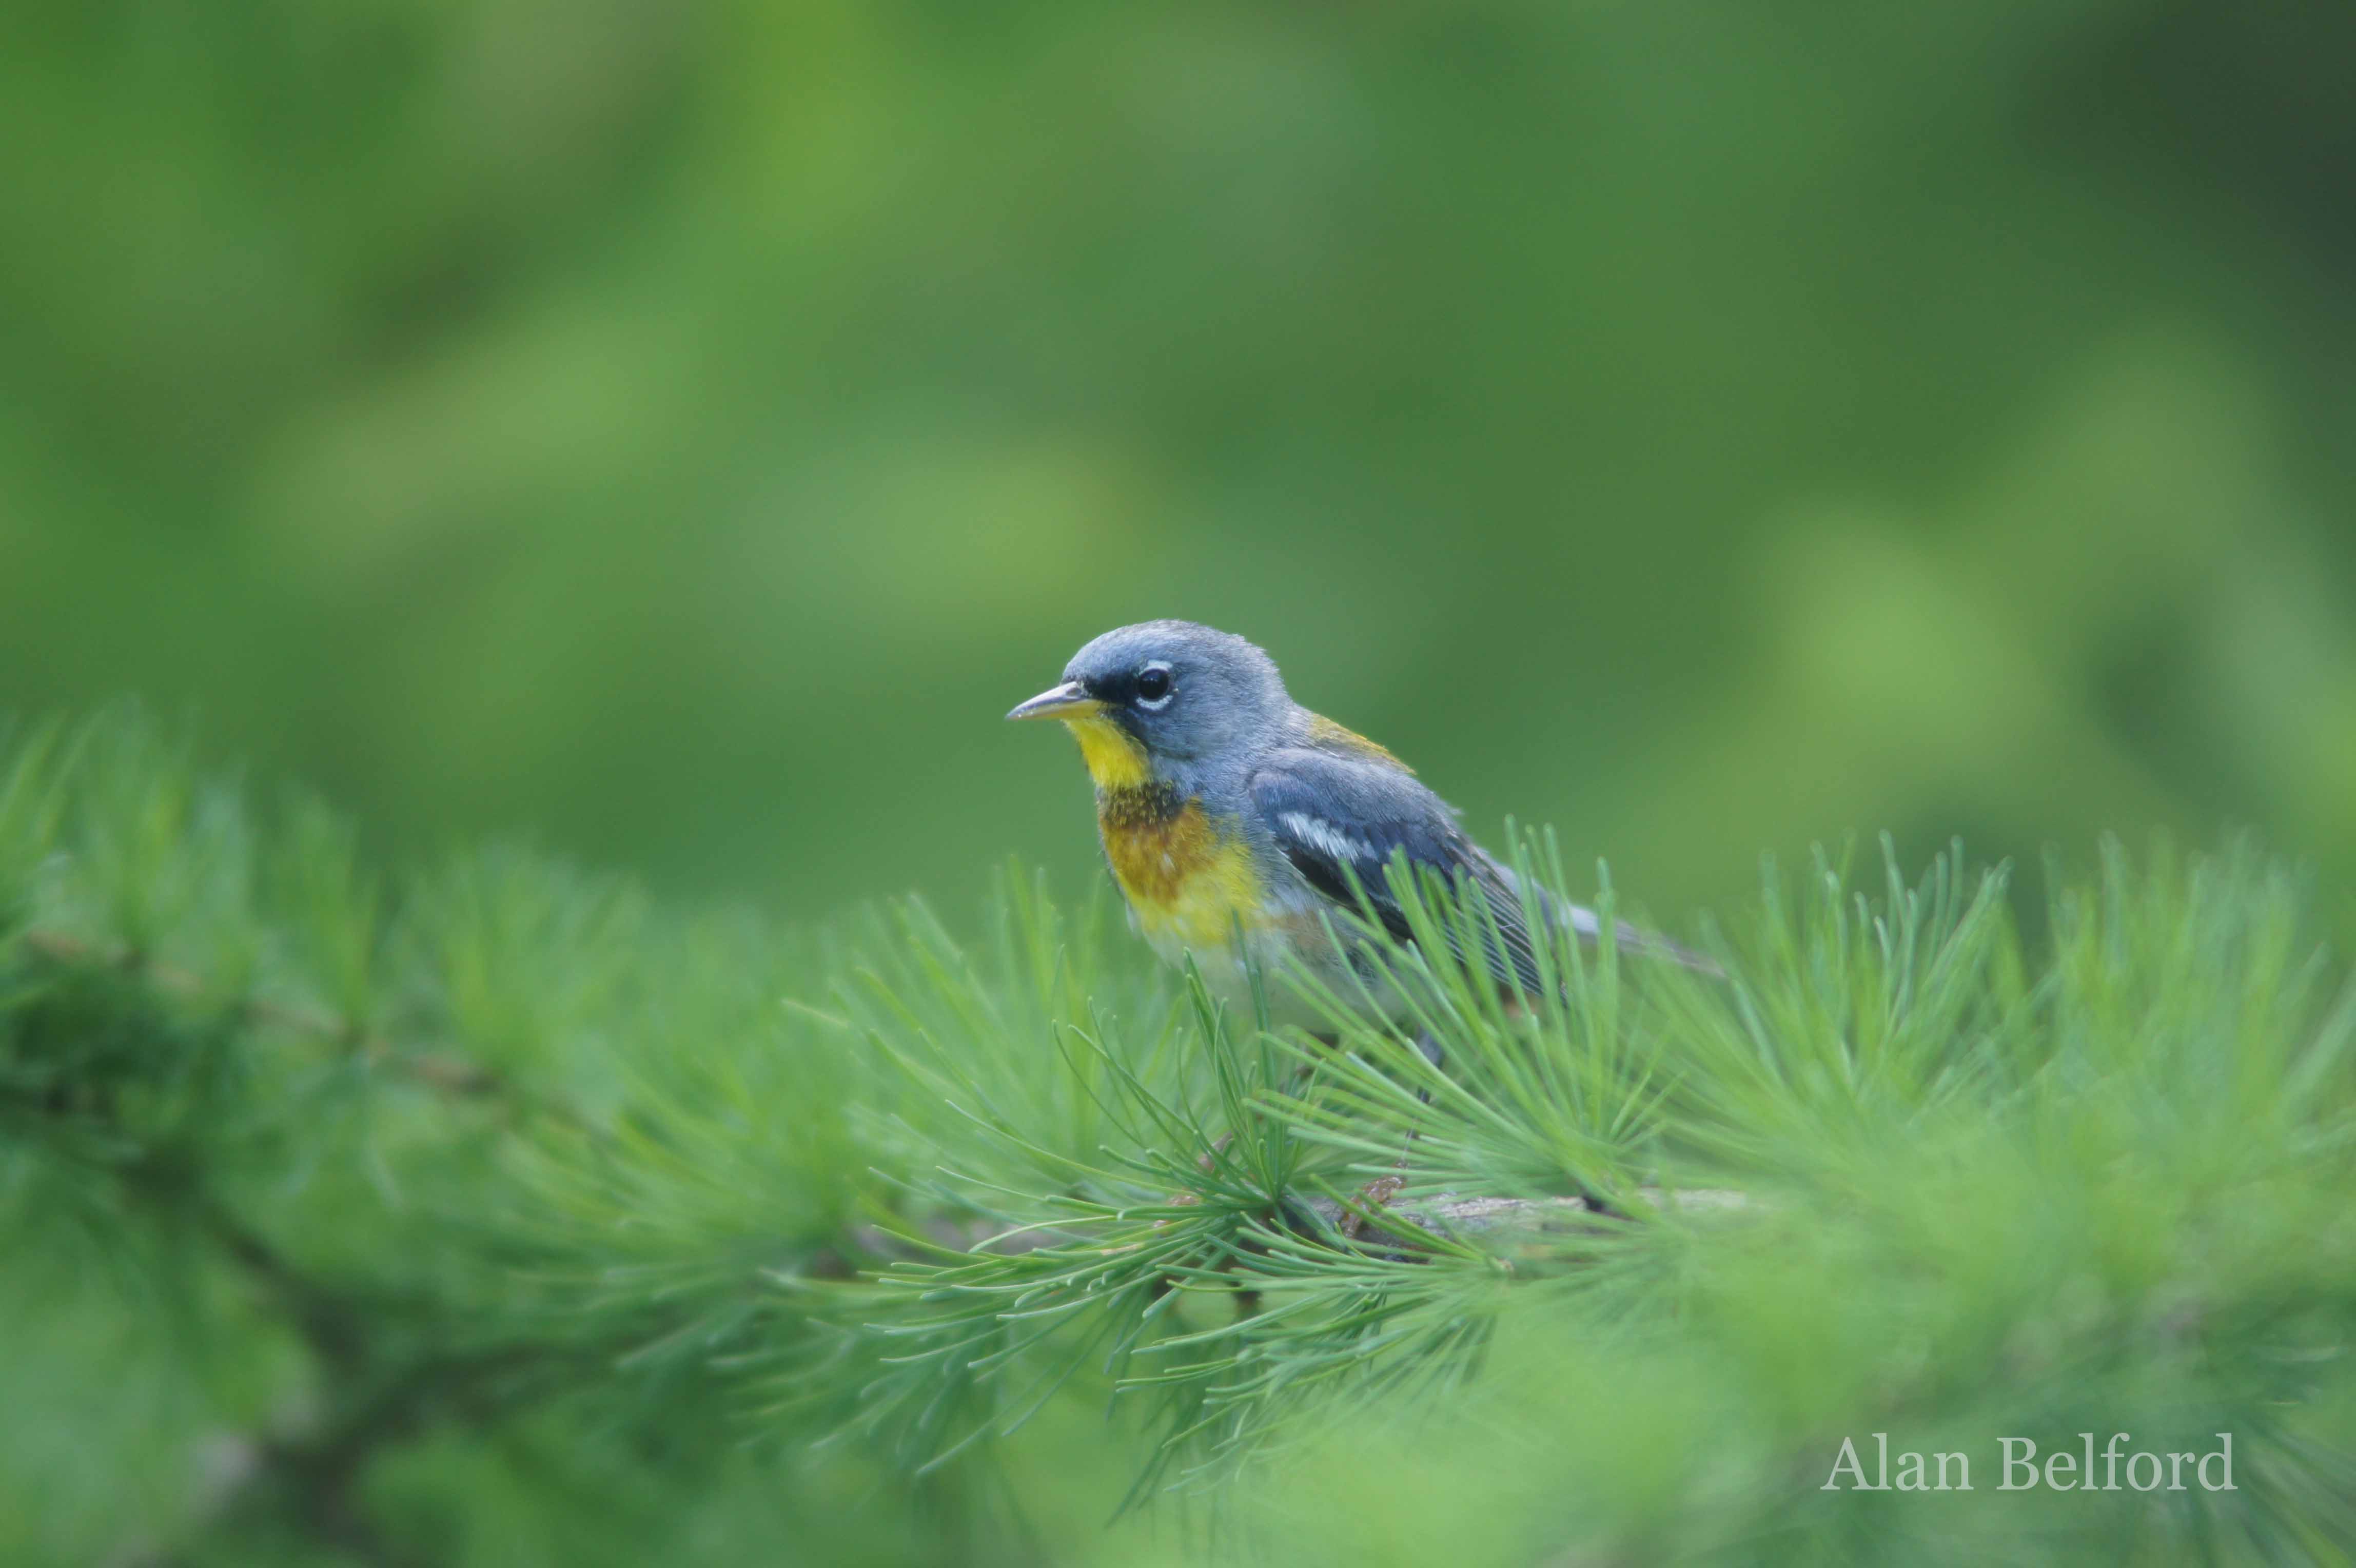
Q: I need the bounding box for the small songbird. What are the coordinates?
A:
[1008,620,1708,1029]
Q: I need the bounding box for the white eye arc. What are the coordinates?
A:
[1134,662,1175,710]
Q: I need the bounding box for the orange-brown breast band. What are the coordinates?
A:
[1098,787,1217,907]
[1096,786,1264,946]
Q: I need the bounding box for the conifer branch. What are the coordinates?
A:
[888,1186,1758,1262]
[5,718,2351,1562]
[18,928,501,1098]
[1285,1184,1755,1251]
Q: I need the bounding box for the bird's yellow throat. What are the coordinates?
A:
[1059,712,1154,790]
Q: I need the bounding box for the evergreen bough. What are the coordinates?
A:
[2,712,2350,1565]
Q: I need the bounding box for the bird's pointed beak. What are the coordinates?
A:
[1005,680,1103,721]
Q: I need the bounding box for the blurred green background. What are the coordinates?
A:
[4,0,2353,926]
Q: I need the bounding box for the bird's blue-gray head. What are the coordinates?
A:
[1007,620,1291,782]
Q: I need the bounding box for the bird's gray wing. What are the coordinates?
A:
[1248,747,1550,995]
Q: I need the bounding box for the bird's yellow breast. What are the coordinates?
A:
[1097,793,1264,950]
[1059,714,1261,950]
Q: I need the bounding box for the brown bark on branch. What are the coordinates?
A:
[858,1185,1755,1265]
[1291,1185,1754,1250]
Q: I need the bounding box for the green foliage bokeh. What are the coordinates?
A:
[5,1,2353,922]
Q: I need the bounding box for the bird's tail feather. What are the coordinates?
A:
[1563,903,1723,978]
[1489,858,1722,980]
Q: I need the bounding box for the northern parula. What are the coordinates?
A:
[1008,620,1707,1027]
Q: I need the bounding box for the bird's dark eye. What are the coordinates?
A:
[1133,664,1174,705]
